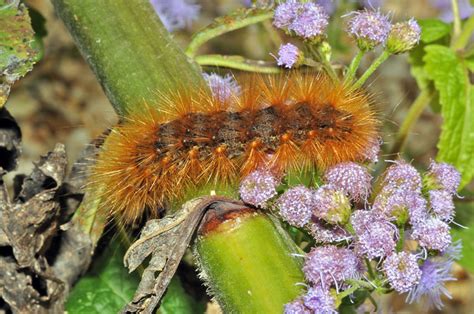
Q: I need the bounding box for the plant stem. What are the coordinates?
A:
[195,208,304,313]
[451,0,462,44]
[388,89,434,156]
[195,54,282,73]
[452,14,474,51]
[352,50,391,89]
[345,50,364,83]
[186,9,273,58]
[52,0,204,116]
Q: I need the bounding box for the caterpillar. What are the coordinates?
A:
[89,72,379,225]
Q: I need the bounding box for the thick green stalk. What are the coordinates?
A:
[345,50,364,83]
[51,0,204,116]
[195,209,305,313]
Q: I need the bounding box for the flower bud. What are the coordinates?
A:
[386,18,421,54]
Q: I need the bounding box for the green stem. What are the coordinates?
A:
[52,0,204,116]
[389,89,434,156]
[452,14,474,51]
[195,210,304,313]
[186,10,273,58]
[195,54,282,73]
[451,0,462,44]
[352,50,391,90]
[308,44,338,82]
[365,258,376,280]
[345,50,364,83]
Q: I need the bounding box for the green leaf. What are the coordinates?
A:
[423,45,474,188]
[418,19,452,43]
[65,243,140,314]
[451,189,474,273]
[0,1,40,107]
[159,277,205,314]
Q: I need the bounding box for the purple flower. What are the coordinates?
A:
[276,43,301,68]
[273,1,329,40]
[347,9,391,50]
[150,0,200,31]
[426,161,461,194]
[386,18,421,54]
[363,137,382,163]
[203,73,241,103]
[312,185,352,225]
[288,2,329,39]
[429,190,455,222]
[324,162,372,202]
[277,185,314,227]
[273,0,299,29]
[411,217,451,251]
[430,0,474,22]
[303,245,363,289]
[307,220,351,243]
[351,210,397,259]
[442,240,463,261]
[303,287,337,313]
[239,170,279,207]
[284,298,311,314]
[374,189,428,225]
[407,258,455,309]
[383,252,422,293]
[382,161,422,192]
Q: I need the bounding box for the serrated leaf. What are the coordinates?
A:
[0,1,40,107]
[65,243,140,314]
[423,45,474,188]
[451,189,474,273]
[418,19,451,43]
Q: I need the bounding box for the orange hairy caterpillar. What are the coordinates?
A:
[89,72,379,225]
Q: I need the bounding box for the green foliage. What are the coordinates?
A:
[66,242,140,314]
[423,45,474,188]
[159,278,205,314]
[418,19,451,43]
[0,0,40,106]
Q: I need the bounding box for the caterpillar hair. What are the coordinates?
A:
[89,72,379,225]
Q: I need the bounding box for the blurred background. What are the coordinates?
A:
[4,0,474,312]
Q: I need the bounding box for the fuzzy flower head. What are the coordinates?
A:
[312,185,352,225]
[374,189,428,225]
[386,18,421,54]
[429,189,455,222]
[273,1,329,41]
[277,185,314,227]
[407,258,455,310]
[276,43,303,68]
[307,220,351,244]
[425,161,461,194]
[150,0,200,32]
[203,73,241,103]
[303,245,362,288]
[382,161,422,192]
[324,162,372,202]
[239,170,279,207]
[411,217,451,251]
[347,9,391,50]
[351,210,397,259]
[383,252,422,293]
[284,298,311,314]
[303,287,337,313]
[363,137,382,163]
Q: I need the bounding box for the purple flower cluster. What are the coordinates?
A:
[347,9,391,50]
[304,245,363,289]
[150,0,200,32]
[239,170,279,207]
[203,73,241,103]
[276,43,301,68]
[386,18,421,54]
[277,159,462,311]
[273,1,329,40]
